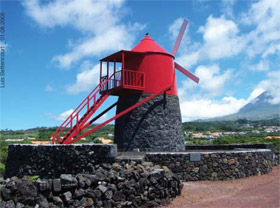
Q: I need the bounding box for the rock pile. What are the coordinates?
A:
[0,162,182,208]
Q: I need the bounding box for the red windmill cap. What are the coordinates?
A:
[132,34,171,56]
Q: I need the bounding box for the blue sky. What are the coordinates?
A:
[0,0,279,130]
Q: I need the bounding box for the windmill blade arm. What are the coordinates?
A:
[175,62,199,83]
[171,19,188,57]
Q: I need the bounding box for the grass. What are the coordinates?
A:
[0,132,38,140]
[26,175,39,181]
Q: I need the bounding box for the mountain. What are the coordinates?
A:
[207,91,280,121]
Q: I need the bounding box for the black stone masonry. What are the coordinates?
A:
[114,94,185,151]
[4,144,117,179]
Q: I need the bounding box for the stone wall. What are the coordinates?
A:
[185,144,279,166]
[0,162,182,208]
[274,149,280,165]
[145,149,273,181]
[185,143,274,151]
[114,94,185,151]
[4,144,117,179]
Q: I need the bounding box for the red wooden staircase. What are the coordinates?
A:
[51,74,113,144]
[51,67,173,144]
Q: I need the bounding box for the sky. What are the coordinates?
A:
[0,0,279,130]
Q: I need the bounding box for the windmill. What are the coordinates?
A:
[51,19,199,151]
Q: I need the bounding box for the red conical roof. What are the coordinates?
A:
[132,34,171,55]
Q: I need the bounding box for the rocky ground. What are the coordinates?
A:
[165,166,280,208]
[0,162,182,208]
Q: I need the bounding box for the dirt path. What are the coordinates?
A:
[165,166,280,208]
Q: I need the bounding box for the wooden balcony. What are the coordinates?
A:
[100,69,145,95]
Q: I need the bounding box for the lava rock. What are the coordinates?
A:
[61,191,72,202]
[52,179,61,193]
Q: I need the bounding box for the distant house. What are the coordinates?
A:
[107,133,114,137]
[210,132,222,137]
[192,133,206,138]
[31,141,50,145]
[5,138,24,142]
[100,138,112,144]
[265,136,280,140]
[264,128,274,133]
[243,124,254,128]
[93,137,112,144]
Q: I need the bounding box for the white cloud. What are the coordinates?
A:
[178,64,232,99]
[168,17,184,40]
[23,0,124,32]
[176,0,280,68]
[179,69,280,122]
[178,62,271,121]
[221,0,236,18]
[180,97,247,121]
[180,87,268,121]
[241,0,280,57]
[53,23,143,68]
[48,109,74,121]
[23,0,145,68]
[256,70,280,104]
[177,15,246,68]
[262,43,280,58]
[247,88,265,102]
[176,51,199,68]
[199,15,245,60]
[195,65,231,94]
[178,64,240,121]
[248,59,270,71]
[45,84,53,92]
[66,62,100,94]
[92,113,108,124]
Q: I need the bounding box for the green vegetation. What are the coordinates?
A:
[26,175,39,181]
[185,138,212,145]
[213,135,280,150]
[182,118,280,132]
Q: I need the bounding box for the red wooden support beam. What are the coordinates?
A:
[175,62,199,83]
[172,19,188,57]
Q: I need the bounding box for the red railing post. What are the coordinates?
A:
[76,114,79,133]
[122,52,124,87]
[107,61,109,90]
[114,60,116,88]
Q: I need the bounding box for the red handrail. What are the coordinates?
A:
[51,73,115,144]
